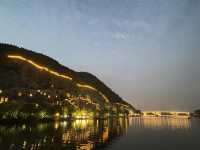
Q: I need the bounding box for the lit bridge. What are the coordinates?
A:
[142,111,190,118]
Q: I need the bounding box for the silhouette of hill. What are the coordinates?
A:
[0,43,135,120]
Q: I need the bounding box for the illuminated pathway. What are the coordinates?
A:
[7,55,110,103]
[8,55,73,80]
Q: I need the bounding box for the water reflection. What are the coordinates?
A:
[130,117,191,130]
[0,117,192,150]
[0,118,129,150]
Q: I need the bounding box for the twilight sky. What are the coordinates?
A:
[0,0,200,111]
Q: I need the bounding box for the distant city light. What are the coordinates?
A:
[18,92,22,97]
[0,97,9,104]
[7,55,110,103]
[55,113,60,117]
[4,98,8,102]
[35,104,39,108]
[63,114,68,118]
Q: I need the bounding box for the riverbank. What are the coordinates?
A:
[0,115,131,125]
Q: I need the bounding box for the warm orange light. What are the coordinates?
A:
[102,128,109,142]
[77,83,109,103]
[76,83,97,91]
[8,55,110,103]
[116,103,130,108]
[8,55,73,80]
[142,111,190,118]
[141,117,191,129]
[55,113,60,117]
[0,97,9,104]
[18,92,22,97]
[99,91,109,103]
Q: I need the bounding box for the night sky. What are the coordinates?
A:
[0,0,200,111]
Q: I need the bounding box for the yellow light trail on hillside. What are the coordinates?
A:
[116,103,130,108]
[99,92,109,103]
[7,55,110,103]
[76,83,97,91]
[8,55,73,80]
[76,84,109,103]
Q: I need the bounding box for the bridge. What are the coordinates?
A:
[142,111,190,118]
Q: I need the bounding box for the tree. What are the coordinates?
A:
[194,109,200,115]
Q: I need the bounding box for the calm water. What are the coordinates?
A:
[0,117,199,150]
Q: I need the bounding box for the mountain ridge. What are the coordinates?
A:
[0,43,135,119]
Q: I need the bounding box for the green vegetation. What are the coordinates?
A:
[194,109,200,114]
[194,109,200,117]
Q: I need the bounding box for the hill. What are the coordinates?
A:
[0,43,135,120]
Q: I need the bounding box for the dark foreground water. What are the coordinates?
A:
[0,117,199,150]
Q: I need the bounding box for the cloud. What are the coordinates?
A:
[113,32,127,40]
[88,18,100,25]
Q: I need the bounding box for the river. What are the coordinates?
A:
[0,117,199,150]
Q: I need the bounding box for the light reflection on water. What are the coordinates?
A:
[0,118,129,150]
[0,117,196,150]
[130,117,191,130]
